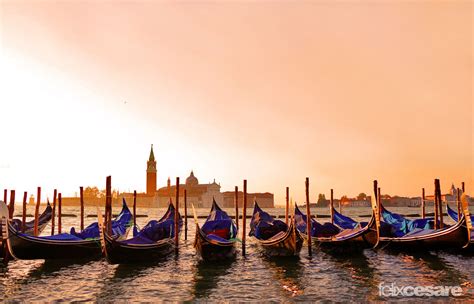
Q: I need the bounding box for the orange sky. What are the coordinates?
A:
[0,2,472,205]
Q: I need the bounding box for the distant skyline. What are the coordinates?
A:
[0,2,472,205]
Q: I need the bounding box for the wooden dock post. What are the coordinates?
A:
[80,186,84,231]
[242,180,247,256]
[330,189,334,224]
[421,188,426,219]
[435,179,443,228]
[105,176,112,234]
[234,186,239,229]
[184,189,188,241]
[133,190,137,228]
[58,193,62,233]
[285,187,289,225]
[34,187,41,236]
[21,191,27,233]
[8,190,15,219]
[462,182,465,193]
[305,177,312,256]
[3,189,6,204]
[175,177,180,251]
[456,188,462,222]
[433,180,439,230]
[51,189,57,235]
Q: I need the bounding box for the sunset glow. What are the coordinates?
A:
[0,1,472,205]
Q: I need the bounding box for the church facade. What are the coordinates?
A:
[136,145,274,208]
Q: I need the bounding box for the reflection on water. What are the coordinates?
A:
[0,207,472,301]
[192,259,233,299]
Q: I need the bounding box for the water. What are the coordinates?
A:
[1,206,473,301]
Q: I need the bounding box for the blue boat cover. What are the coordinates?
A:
[11,202,53,231]
[332,207,359,230]
[294,204,340,237]
[70,198,133,239]
[201,200,237,240]
[13,199,133,241]
[120,202,182,245]
[380,205,433,237]
[446,203,474,223]
[249,202,287,240]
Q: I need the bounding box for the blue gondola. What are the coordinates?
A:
[102,202,182,264]
[7,199,133,260]
[249,202,303,257]
[194,199,238,260]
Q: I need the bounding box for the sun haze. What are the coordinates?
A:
[0,2,472,205]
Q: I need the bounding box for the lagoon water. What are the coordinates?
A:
[1,206,473,301]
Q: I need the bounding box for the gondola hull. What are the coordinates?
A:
[103,233,175,264]
[315,222,378,252]
[376,219,470,252]
[255,223,303,257]
[194,225,236,261]
[7,223,101,260]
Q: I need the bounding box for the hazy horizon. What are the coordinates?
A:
[0,2,472,205]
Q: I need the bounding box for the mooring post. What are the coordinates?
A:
[175,177,180,252]
[133,190,137,228]
[330,189,334,224]
[3,189,6,204]
[285,187,289,225]
[34,187,41,236]
[457,188,462,222]
[8,190,15,219]
[58,193,62,234]
[436,179,443,228]
[242,180,247,256]
[21,191,27,233]
[461,182,465,193]
[421,188,426,219]
[105,176,112,234]
[184,189,188,241]
[51,189,57,235]
[80,186,84,231]
[305,177,312,256]
[234,186,239,229]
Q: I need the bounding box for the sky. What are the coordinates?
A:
[0,1,472,206]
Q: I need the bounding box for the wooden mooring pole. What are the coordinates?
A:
[34,187,41,236]
[242,180,247,256]
[133,190,137,228]
[51,189,57,235]
[421,188,426,219]
[330,189,334,224]
[58,193,62,234]
[285,187,289,225]
[80,186,84,231]
[184,189,188,241]
[175,177,180,252]
[105,176,112,234]
[8,190,15,219]
[21,191,27,233]
[234,186,239,229]
[305,177,312,256]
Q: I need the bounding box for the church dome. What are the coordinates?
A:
[186,171,199,186]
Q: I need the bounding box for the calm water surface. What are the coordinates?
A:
[1,206,473,301]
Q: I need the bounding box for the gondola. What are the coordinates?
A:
[294,203,377,251]
[249,202,303,257]
[6,199,133,260]
[10,201,53,235]
[101,202,182,264]
[446,201,474,223]
[370,195,470,251]
[194,199,238,260]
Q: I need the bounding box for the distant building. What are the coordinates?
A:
[155,172,223,208]
[59,145,275,208]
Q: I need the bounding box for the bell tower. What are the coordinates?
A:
[146,144,157,195]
